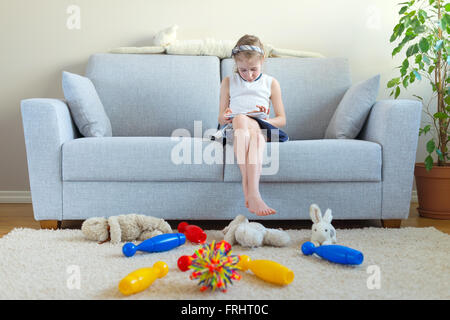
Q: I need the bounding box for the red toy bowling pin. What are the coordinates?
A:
[177,222,207,244]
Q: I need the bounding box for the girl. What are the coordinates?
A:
[218,35,287,216]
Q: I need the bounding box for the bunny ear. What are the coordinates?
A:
[323,209,333,223]
[309,204,322,223]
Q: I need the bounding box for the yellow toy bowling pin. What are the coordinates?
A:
[237,255,294,286]
[119,261,168,296]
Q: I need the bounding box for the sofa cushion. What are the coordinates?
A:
[62,71,112,137]
[223,139,381,182]
[85,54,220,137]
[325,74,380,139]
[62,137,224,182]
[221,57,352,140]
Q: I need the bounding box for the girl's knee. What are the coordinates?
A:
[232,114,248,127]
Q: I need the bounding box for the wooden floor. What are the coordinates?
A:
[0,202,449,238]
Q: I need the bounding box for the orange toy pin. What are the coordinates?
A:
[118,261,168,295]
[237,255,294,286]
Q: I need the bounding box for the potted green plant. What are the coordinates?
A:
[388,0,449,219]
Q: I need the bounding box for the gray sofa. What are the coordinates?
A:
[21,54,422,228]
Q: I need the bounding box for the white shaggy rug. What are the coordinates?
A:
[0,227,449,300]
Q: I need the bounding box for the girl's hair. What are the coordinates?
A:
[232,35,265,73]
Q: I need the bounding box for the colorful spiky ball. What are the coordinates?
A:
[188,240,241,292]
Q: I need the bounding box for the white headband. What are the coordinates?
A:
[231,45,264,56]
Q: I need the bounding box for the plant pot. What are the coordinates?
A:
[414,162,450,219]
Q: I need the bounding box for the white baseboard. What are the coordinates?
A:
[0,191,32,203]
[0,190,419,203]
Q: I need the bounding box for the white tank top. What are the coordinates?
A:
[229,73,273,114]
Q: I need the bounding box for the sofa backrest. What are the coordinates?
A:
[85,54,220,137]
[221,57,351,140]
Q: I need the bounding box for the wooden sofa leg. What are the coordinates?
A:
[381,219,402,228]
[40,220,61,230]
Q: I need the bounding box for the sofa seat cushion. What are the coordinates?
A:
[224,139,381,182]
[62,137,224,182]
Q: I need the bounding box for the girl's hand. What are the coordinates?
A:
[249,105,269,114]
[220,107,233,125]
[248,105,269,119]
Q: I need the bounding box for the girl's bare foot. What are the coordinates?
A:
[247,194,276,216]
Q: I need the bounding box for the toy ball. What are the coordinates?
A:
[178,240,231,272]
[188,241,241,292]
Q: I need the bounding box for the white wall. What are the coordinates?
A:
[0,0,434,195]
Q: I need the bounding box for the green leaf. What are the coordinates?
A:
[403,76,410,88]
[390,33,399,43]
[413,24,426,34]
[425,155,434,171]
[426,139,436,153]
[402,58,410,69]
[401,65,408,76]
[392,45,403,56]
[415,54,422,64]
[445,95,450,105]
[406,45,416,57]
[442,15,448,30]
[419,37,429,52]
[410,71,416,83]
[446,3,450,11]
[399,6,408,14]
[434,112,448,119]
[419,124,431,136]
[395,86,401,98]
[387,78,400,88]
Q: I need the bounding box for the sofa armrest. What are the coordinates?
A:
[21,98,79,221]
[358,99,422,219]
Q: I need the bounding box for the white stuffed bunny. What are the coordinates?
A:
[153,25,179,47]
[309,204,337,246]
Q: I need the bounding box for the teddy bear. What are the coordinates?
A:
[109,25,325,59]
[222,215,290,248]
[81,213,172,244]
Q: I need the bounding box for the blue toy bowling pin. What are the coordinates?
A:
[122,233,186,257]
[301,241,364,265]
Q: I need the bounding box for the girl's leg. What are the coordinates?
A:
[246,129,276,216]
[232,115,251,207]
